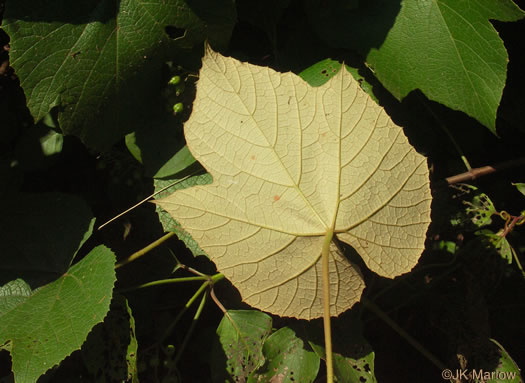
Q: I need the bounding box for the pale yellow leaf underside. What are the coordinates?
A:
[156,46,432,320]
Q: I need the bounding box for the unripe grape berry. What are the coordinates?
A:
[168,75,181,85]
[173,102,184,114]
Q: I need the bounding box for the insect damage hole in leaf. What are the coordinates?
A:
[156,45,432,320]
[165,26,186,39]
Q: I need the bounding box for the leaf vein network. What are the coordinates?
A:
[336,160,423,232]
[338,128,404,201]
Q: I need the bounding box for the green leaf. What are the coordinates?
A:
[125,132,144,164]
[211,310,273,383]
[512,182,525,197]
[0,192,94,287]
[332,351,376,383]
[126,298,139,383]
[307,0,525,133]
[476,229,513,264]
[299,59,377,102]
[464,191,498,228]
[0,245,116,383]
[2,0,236,150]
[432,240,458,255]
[250,327,320,383]
[299,59,342,86]
[153,145,195,179]
[486,339,523,383]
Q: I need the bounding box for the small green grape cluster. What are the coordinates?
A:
[165,66,188,116]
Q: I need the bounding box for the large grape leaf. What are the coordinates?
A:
[2,0,236,150]
[156,47,432,320]
[306,0,525,134]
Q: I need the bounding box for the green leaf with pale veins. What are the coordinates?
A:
[249,327,320,383]
[307,0,525,133]
[2,0,236,150]
[0,245,116,383]
[156,47,432,319]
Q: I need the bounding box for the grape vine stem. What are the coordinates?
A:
[431,157,525,190]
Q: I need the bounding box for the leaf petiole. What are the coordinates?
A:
[117,276,208,293]
[322,229,335,383]
[115,231,177,268]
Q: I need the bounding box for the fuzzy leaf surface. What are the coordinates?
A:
[156,47,432,319]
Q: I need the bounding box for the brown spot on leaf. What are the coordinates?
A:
[270,373,285,383]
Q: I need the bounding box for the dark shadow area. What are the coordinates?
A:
[186,0,237,26]
[0,192,94,289]
[131,69,197,179]
[132,114,187,179]
[1,0,119,24]
[304,0,402,54]
[0,351,12,383]
[229,0,382,74]
[227,20,275,67]
[358,180,525,382]
[495,17,525,137]
[165,25,186,40]
[0,26,34,194]
[182,0,237,52]
[229,0,401,73]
